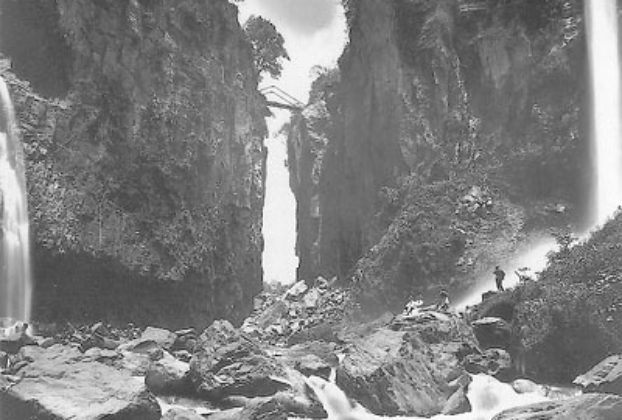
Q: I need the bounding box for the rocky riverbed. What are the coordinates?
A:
[2,280,622,420]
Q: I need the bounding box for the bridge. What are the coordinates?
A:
[260,85,304,112]
[458,0,489,13]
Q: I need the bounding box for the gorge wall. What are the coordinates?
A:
[289,0,589,311]
[0,0,267,328]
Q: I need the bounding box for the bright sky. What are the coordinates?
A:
[237,0,347,284]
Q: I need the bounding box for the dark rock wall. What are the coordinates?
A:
[289,0,589,309]
[1,0,267,329]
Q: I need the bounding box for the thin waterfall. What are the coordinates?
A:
[0,76,32,323]
[585,0,622,225]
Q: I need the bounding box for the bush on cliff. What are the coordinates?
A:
[512,213,622,382]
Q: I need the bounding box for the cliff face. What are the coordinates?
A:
[1,0,267,328]
[290,0,587,308]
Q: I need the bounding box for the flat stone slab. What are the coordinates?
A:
[0,344,160,420]
[492,393,622,419]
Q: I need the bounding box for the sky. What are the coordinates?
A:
[237,0,347,285]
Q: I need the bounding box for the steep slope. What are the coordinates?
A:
[0,0,267,328]
[289,0,588,310]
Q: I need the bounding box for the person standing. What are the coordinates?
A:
[494,266,505,291]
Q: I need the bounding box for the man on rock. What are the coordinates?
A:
[494,265,505,291]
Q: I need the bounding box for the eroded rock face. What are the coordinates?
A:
[1,0,266,329]
[492,393,622,420]
[288,0,586,310]
[0,345,161,420]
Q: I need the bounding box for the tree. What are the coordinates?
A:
[244,16,289,80]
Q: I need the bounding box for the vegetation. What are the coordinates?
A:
[244,16,289,80]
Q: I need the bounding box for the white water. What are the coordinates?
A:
[304,373,579,420]
[0,77,32,323]
[586,0,622,226]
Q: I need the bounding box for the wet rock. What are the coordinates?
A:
[336,327,466,417]
[464,348,512,378]
[492,393,622,419]
[574,354,622,395]
[189,320,289,400]
[162,407,205,420]
[512,378,545,394]
[472,317,512,349]
[441,386,471,415]
[0,344,160,419]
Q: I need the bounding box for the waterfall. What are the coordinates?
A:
[0,76,32,323]
[586,0,622,225]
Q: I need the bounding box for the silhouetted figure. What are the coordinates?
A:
[436,289,450,311]
[494,266,505,291]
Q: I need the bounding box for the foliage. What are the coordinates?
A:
[243,15,289,80]
[509,213,622,381]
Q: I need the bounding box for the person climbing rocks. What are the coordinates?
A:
[494,266,505,291]
[436,289,450,312]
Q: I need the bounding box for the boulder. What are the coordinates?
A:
[189,320,289,400]
[464,348,512,378]
[275,341,338,379]
[145,352,191,395]
[162,407,205,420]
[303,288,321,309]
[0,344,160,419]
[574,354,622,395]
[472,317,512,349]
[284,281,308,300]
[335,327,465,417]
[492,393,622,419]
[117,326,177,355]
[441,386,471,415]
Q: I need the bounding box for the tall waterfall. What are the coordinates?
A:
[0,76,32,323]
[585,0,622,225]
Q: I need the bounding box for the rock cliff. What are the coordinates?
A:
[289,0,587,310]
[0,0,267,328]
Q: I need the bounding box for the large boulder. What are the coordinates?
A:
[492,393,622,419]
[574,355,622,395]
[0,344,160,420]
[335,323,468,417]
[188,320,289,400]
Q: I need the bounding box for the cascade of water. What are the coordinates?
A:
[0,76,32,323]
[586,0,622,225]
[303,374,579,420]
